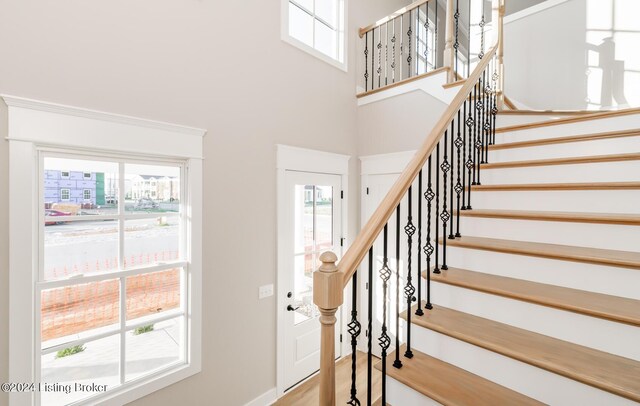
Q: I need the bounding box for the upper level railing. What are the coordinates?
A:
[314,1,505,404]
[358,0,502,95]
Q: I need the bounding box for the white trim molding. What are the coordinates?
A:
[244,387,277,406]
[504,0,572,25]
[276,144,350,175]
[4,95,205,406]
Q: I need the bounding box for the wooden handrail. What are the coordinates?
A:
[358,0,432,38]
[339,43,498,288]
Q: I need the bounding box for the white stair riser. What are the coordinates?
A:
[430,282,640,360]
[470,189,640,213]
[481,161,640,184]
[457,217,640,251]
[387,376,442,406]
[495,115,568,127]
[488,136,640,162]
[496,114,640,143]
[409,324,638,406]
[443,246,640,300]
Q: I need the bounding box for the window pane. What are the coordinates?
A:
[293,253,320,324]
[315,20,336,59]
[41,279,120,347]
[314,185,333,250]
[293,185,314,254]
[125,317,183,382]
[126,268,181,321]
[289,2,314,47]
[125,163,180,214]
[124,217,180,268]
[41,334,120,406]
[45,220,119,280]
[315,0,337,27]
[292,0,313,13]
[44,157,119,216]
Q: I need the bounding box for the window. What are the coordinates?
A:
[61,171,70,178]
[83,172,91,179]
[282,0,346,70]
[40,155,186,406]
[60,188,70,201]
[6,94,203,406]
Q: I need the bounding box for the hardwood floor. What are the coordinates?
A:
[274,351,381,405]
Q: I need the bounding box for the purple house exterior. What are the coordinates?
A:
[44,170,97,205]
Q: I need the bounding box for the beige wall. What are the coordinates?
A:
[0,0,410,405]
[0,100,8,406]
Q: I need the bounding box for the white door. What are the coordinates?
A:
[282,171,343,391]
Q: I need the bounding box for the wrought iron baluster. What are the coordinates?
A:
[423,157,434,309]
[484,69,491,163]
[449,121,455,240]
[392,19,396,83]
[466,93,474,209]
[404,188,415,358]
[364,32,369,91]
[434,0,438,68]
[454,0,459,78]
[441,130,450,270]
[385,22,389,87]
[393,205,403,369]
[377,28,382,89]
[479,0,486,60]
[461,100,467,210]
[424,3,429,73]
[475,80,483,185]
[433,142,440,274]
[407,9,413,78]
[455,110,463,237]
[491,61,499,145]
[416,7,419,76]
[379,225,391,404]
[400,14,404,81]
[416,170,424,316]
[367,247,373,406]
[348,271,361,406]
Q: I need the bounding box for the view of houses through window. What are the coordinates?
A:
[39,155,187,406]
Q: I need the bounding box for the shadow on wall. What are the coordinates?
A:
[586,38,628,109]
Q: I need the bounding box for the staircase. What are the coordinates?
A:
[378,111,640,405]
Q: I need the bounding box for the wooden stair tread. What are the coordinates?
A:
[497,110,609,116]
[406,304,640,402]
[488,128,640,150]
[456,209,640,226]
[442,236,640,269]
[495,107,640,133]
[375,346,544,406]
[425,267,640,326]
[469,181,640,191]
[481,152,640,169]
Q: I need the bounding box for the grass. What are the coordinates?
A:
[133,324,155,335]
[56,345,86,359]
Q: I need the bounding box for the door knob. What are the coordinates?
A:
[287,304,300,311]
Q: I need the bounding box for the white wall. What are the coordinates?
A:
[504,0,640,110]
[0,0,411,405]
[357,90,448,156]
[0,100,9,406]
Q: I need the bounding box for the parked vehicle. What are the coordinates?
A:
[134,198,159,210]
[45,209,71,226]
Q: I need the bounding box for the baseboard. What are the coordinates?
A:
[244,387,277,406]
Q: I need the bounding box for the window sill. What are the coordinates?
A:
[281,35,348,73]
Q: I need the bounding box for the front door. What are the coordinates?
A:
[282,171,342,391]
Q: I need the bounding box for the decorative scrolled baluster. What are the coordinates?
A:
[441,130,450,270]
[385,22,389,87]
[479,1,486,60]
[454,0,460,78]
[433,142,440,274]
[400,15,404,81]
[491,59,499,145]
[455,110,463,237]
[364,32,369,91]
[393,205,403,369]
[416,170,424,316]
[449,120,455,240]
[379,225,392,404]
[391,19,397,83]
[377,29,382,89]
[434,1,438,68]
[423,157,434,309]
[404,188,416,358]
[424,3,430,72]
[407,9,413,78]
[461,100,467,210]
[484,69,492,163]
[347,271,361,406]
[475,80,483,184]
[466,93,474,209]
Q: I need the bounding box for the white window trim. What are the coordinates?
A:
[60,188,71,201]
[280,0,348,72]
[275,145,351,398]
[4,94,205,406]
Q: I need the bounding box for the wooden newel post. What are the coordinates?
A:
[496,0,506,109]
[313,251,343,406]
[443,0,456,82]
